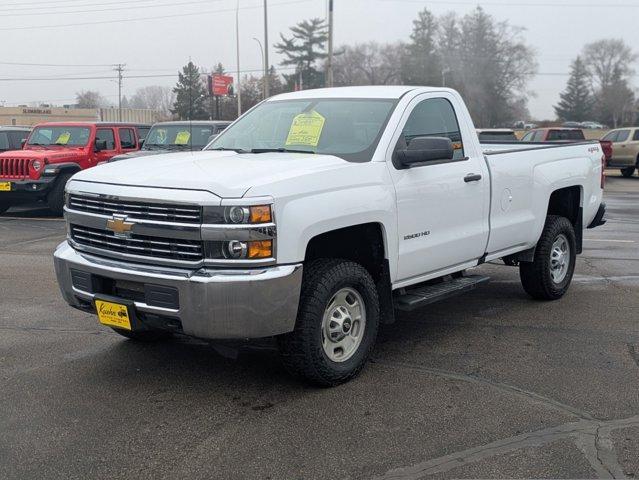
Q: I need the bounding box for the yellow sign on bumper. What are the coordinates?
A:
[0,182,12,192]
[95,300,132,331]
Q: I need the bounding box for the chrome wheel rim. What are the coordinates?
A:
[550,234,570,284]
[321,287,366,363]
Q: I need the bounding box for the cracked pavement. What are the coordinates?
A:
[1,173,638,479]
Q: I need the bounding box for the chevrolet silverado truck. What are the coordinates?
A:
[54,86,606,386]
[0,122,143,215]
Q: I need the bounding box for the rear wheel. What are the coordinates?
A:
[278,259,380,386]
[47,173,73,216]
[519,215,576,300]
[110,328,172,342]
[620,167,635,178]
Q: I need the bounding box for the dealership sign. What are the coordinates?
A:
[208,74,234,96]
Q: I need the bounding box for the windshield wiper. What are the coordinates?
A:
[250,148,316,154]
[208,147,248,153]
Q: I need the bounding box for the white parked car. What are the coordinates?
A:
[54,86,607,385]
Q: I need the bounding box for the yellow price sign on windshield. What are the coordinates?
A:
[55,132,71,145]
[285,110,325,148]
[175,131,191,145]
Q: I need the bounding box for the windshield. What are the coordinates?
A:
[0,132,9,150]
[27,126,91,147]
[208,98,398,162]
[144,125,215,150]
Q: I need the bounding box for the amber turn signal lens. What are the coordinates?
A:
[248,240,272,259]
[249,205,272,223]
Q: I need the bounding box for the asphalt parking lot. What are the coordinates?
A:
[1,174,637,480]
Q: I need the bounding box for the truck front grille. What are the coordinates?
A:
[70,224,204,262]
[0,158,30,179]
[68,194,202,224]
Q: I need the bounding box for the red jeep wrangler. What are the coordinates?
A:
[0,122,144,215]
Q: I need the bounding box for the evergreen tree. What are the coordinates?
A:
[401,8,442,86]
[275,18,327,90]
[554,56,594,122]
[172,61,208,120]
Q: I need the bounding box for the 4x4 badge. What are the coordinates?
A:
[106,214,134,238]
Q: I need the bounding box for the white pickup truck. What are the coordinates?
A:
[54,86,606,385]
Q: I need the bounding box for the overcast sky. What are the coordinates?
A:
[1,0,638,119]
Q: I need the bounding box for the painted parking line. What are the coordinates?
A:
[584,239,636,243]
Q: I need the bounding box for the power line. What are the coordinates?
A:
[379,0,639,7]
[0,61,115,67]
[0,67,298,82]
[0,0,312,31]
[0,0,223,17]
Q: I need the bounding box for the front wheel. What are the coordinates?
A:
[620,167,635,178]
[278,259,380,386]
[47,173,73,216]
[519,215,576,300]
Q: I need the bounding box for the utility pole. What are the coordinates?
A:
[253,37,266,100]
[263,0,269,98]
[326,0,334,88]
[115,63,125,121]
[235,0,242,117]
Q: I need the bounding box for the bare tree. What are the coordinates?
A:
[130,86,175,119]
[582,39,637,127]
[583,39,636,90]
[333,42,403,86]
[75,90,109,108]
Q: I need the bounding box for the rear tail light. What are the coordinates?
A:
[601,155,605,190]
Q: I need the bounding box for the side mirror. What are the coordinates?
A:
[396,136,454,167]
[94,139,108,152]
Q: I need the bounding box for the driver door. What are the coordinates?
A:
[387,93,490,283]
[94,128,117,164]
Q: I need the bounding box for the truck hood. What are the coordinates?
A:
[72,150,354,198]
[109,150,164,162]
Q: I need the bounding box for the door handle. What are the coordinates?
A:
[464,173,482,183]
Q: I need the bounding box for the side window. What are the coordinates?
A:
[602,131,618,142]
[96,128,116,150]
[401,98,465,160]
[532,131,544,142]
[521,131,534,142]
[633,130,639,141]
[118,128,136,149]
[616,130,630,142]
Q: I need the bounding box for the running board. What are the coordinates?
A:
[394,275,490,311]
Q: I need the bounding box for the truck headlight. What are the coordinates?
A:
[32,160,43,171]
[204,205,272,224]
[223,240,273,259]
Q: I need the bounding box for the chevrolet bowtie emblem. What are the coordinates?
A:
[106,214,134,238]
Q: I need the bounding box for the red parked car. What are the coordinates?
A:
[0,122,144,215]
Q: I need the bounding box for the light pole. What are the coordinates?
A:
[253,37,266,100]
[263,0,269,98]
[235,0,242,117]
[326,0,334,87]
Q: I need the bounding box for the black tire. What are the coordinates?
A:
[620,167,635,178]
[46,173,73,216]
[278,259,380,387]
[110,328,172,342]
[519,215,576,301]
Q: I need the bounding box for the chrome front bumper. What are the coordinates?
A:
[53,241,303,339]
